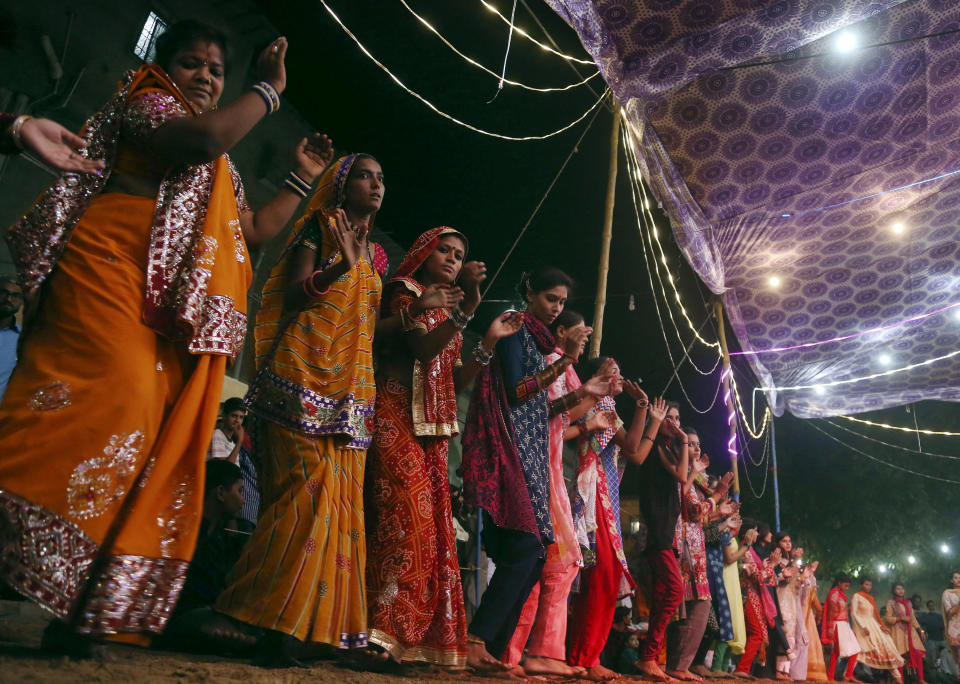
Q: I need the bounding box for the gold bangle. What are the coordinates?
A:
[9,115,33,151]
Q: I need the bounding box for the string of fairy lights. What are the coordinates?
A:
[478,0,596,65]
[397,0,601,92]
[839,414,960,437]
[624,134,725,415]
[621,120,773,441]
[317,0,609,141]
[623,123,723,414]
[822,419,960,461]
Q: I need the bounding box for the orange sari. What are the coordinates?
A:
[0,66,250,639]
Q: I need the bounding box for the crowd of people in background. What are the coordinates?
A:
[1,17,959,683]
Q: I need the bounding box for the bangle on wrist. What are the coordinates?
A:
[283,170,312,198]
[283,172,310,198]
[472,339,493,366]
[9,115,33,151]
[400,302,419,332]
[448,304,472,329]
[251,81,280,114]
[577,423,589,437]
[302,271,329,299]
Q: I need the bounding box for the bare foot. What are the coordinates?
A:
[637,661,678,681]
[467,636,510,673]
[691,665,716,679]
[523,655,582,677]
[506,665,547,681]
[667,670,703,681]
[585,663,621,681]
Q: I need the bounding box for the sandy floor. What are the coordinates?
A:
[0,599,795,684]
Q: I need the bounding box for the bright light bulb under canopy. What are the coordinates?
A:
[835,30,858,53]
[769,276,781,288]
[878,353,891,365]
[941,544,950,554]
[814,386,826,396]
[877,563,887,574]
[908,555,917,565]
[892,222,905,234]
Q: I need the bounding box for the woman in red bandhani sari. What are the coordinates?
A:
[365,227,521,668]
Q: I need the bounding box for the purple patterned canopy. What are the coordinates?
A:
[548,0,960,418]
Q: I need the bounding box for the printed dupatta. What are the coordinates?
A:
[462,311,555,542]
[8,65,250,357]
[385,226,468,436]
[573,395,635,592]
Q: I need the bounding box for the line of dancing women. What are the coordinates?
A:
[2,19,960,683]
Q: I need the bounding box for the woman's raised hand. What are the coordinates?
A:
[294,133,333,183]
[648,397,668,423]
[329,207,367,267]
[582,373,615,398]
[418,283,464,311]
[562,324,592,359]
[586,410,618,432]
[459,261,486,301]
[487,311,523,341]
[257,37,288,92]
[623,379,647,403]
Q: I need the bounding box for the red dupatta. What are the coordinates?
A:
[385,226,468,436]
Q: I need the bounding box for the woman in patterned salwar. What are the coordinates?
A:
[0,21,329,655]
[562,353,657,682]
[821,574,861,682]
[500,318,623,680]
[735,519,782,678]
[461,267,599,672]
[364,227,521,669]
[669,435,735,681]
[215,151,390,665]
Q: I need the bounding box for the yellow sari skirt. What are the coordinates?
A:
[216,422,368,647]
[0,193,225,638]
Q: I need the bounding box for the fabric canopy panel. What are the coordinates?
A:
[548,0,960,418]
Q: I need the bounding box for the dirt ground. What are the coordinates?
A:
[0,600,793,684]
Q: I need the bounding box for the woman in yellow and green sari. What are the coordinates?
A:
[216,153,389,664]
[0,20,329,654]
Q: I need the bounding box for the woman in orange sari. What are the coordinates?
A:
[216,152,390,665]
[0,21,329,653]
[365,227,521,669]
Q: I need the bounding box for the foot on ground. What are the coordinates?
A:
[636,661,678,681]
[583,663,621,681]
[467,636,510,674]
[199,610,258,649]
[691,665,720,679]
[523,655,583,678]
[667,669,704,681]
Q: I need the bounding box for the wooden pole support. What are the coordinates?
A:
[590,100,621,357]
[714,295,741,497]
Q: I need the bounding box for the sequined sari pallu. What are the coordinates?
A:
[365,227,469,666]
[0,65,252,639]
[217,154,386,647]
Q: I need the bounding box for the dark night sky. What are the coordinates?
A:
[255,0,959,589]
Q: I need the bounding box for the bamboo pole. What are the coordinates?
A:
[714,295,741,498]
[589,100,621,357]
